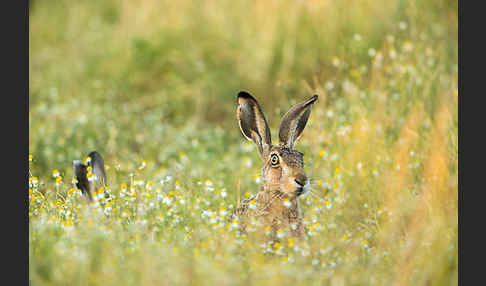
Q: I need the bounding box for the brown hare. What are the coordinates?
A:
[73,151,107,202]
[230,91,318,239]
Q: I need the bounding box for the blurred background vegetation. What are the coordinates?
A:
[29,0,457,285]
[29,0,456,175]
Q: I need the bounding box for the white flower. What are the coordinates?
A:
[248,200,257,210]
[368,48,376,57]
[325,81,335,90]
[283,199,291,208]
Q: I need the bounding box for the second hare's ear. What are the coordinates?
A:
[87,151,107,186]
[278,95,318,149]
[73,160,92,201]
[237,91,272,159]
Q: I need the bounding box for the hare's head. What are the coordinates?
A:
[73,151,106,201]
[237,91,318,199]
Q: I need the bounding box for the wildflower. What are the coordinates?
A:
[325,81,335,91]
[283,199,291,208]
[145,181,153,190]
[331,56,341,67]
[362,240,369,248]
[219,208,227,217]
[319,150,327,159]
[274,242,285,255]
[52,170,60,178]
[230,219,239,230]
[139,160,147,170]
[276,229,285,239]
[253,173,261,183]
[220,189,227,198]
[204,179,214,191]
[403,41,414,52]
[368,48,376,57]
[29,154,33,162]
[288,238,294,248]
[308,226,316,236]
[71,177,78,185]
[248,200,257,210]
[85,157,91,164]
[87,172,97,182]
[265,226,272,236]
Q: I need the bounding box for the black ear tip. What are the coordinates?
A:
[237,91,254,100]
[88,151,101,158]
[87,151,104,165]
[311,94,319,101]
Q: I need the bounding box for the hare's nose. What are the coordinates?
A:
[294,174,308,187]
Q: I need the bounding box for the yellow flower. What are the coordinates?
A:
[319,150,326,158]
[52,169,60,178]
[29,154,33,162]
[56,176,62,183]
[288,238,294,247]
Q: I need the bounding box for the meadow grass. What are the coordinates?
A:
[29,0,457,285]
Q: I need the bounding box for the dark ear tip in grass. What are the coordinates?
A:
[309,94,318,104]
[88,151,103,159]
[237,91,255,101]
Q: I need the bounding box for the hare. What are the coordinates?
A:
[230,91,318,239]
[73,151,107,202]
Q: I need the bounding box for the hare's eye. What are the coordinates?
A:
[270,154,279,165]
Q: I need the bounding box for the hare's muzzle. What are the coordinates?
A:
[294,175,308,196]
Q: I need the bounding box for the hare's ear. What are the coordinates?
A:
[73,160,92,201]
[237,91,272,158]
[87,151,107,186]
[278,95,318,149]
